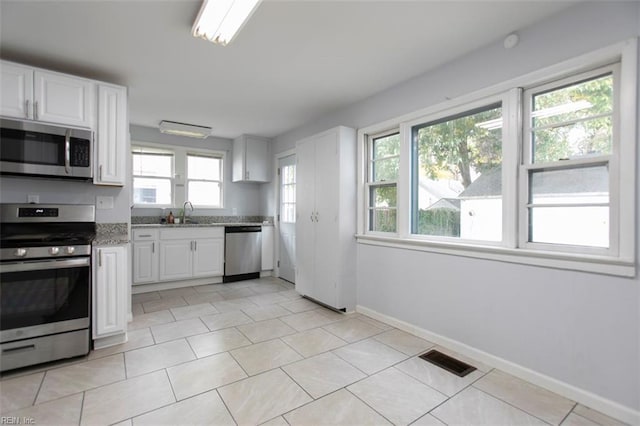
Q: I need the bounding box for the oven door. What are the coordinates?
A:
[0,257,91,343]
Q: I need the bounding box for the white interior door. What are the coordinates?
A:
[278,154,297,283]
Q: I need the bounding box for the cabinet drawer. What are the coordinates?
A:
[133,229,158,241]
[159,227,223,240]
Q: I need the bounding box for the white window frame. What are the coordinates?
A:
[356,38,637,277]
[404,92,516,247]
[131,142,226,210]
[365,128,400,235]
[520,65,620,256]
[131,146,175,208]
[186,152,224,208]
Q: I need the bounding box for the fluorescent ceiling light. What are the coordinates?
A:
[192,0,262,46]
[159,121,211,139]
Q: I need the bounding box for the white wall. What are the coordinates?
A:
[130,125,264,218]
[270,1,640,416]
[0,175,130,223]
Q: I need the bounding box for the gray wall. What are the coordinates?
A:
[270,1,640,413]
[130,124,265,218]
[0,173,130,224]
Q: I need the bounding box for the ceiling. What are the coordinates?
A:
[0,1,577,140]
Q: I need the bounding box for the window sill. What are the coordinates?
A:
[355,234,635,277]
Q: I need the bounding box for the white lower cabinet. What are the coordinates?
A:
[158,227,224,282]
[132,229,158,284]
[192,238,224,277]
[93,245,128,339]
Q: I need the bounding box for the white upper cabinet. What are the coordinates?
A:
[233,135,271,183]
[34,71,94,128]
[1,62,33,119]
[1,61,94,128]
[95,83,128,186]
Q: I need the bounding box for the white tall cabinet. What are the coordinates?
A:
[295,126,356,311]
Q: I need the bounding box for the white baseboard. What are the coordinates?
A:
[93,332,127,350]
[131,276,223,294]
[356,305,640,425]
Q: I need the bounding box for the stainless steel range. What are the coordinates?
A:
[0,204,95,372]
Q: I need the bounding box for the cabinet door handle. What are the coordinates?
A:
[99,165,103,180]
[33,101,38,120]
[194,241,197,251]
[152,242,155,253]
[25,100,30,119]
[98,249,103,267]
[139,234,151,238]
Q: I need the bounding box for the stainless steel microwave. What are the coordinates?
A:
[0,118,93,180]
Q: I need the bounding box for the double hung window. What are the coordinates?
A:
[132,148,174,206]
[187,154,223,207]
[360,41,636,275]
[521,67,616,253]
[366,131,400,233]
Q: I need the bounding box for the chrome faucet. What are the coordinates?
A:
[182,201,194,223]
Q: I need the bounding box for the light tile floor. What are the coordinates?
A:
[0,277,629,426]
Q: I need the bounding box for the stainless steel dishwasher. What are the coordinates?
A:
[223,226,262,282]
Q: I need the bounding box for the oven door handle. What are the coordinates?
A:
[0,257,90,273]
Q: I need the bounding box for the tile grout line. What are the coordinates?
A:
[471,383,557,425]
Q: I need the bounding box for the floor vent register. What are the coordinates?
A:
[419,349,477,377]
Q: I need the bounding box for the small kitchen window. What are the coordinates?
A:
[132,147,174,206]
[186,153,223,208]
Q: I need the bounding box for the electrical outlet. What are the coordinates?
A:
[27,194,39,204]
[96,196,114,209]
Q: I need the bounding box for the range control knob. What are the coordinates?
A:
[65,246,76,255]
[49,247,60,255]
[14,248,27,258]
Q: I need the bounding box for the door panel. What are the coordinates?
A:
[278,154,296,283]
[159,240,192,281]
[193,238,223,277]
[312,132,339,307]
[295,140,316,296]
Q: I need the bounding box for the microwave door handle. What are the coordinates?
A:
[64,129,71,174]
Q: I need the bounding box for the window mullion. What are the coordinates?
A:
[397,123,411,238]
[503,87,522,249]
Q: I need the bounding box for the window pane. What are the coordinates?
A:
[532,117,612,163]
[413,104,502,241]
[282,203,296,223]
[532,75,613,127]
[372,157,399,182]
[132,153,172,177]
[530,166,609,205]
[133,177,171,205]
[531,74,613,163]
[188,181,221,207]
[371,133,399,183]
[530,206,609,247]
[370,185,396,208]
[369,209,397,233]
[373,133,400,159]
[188,155,221,180]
